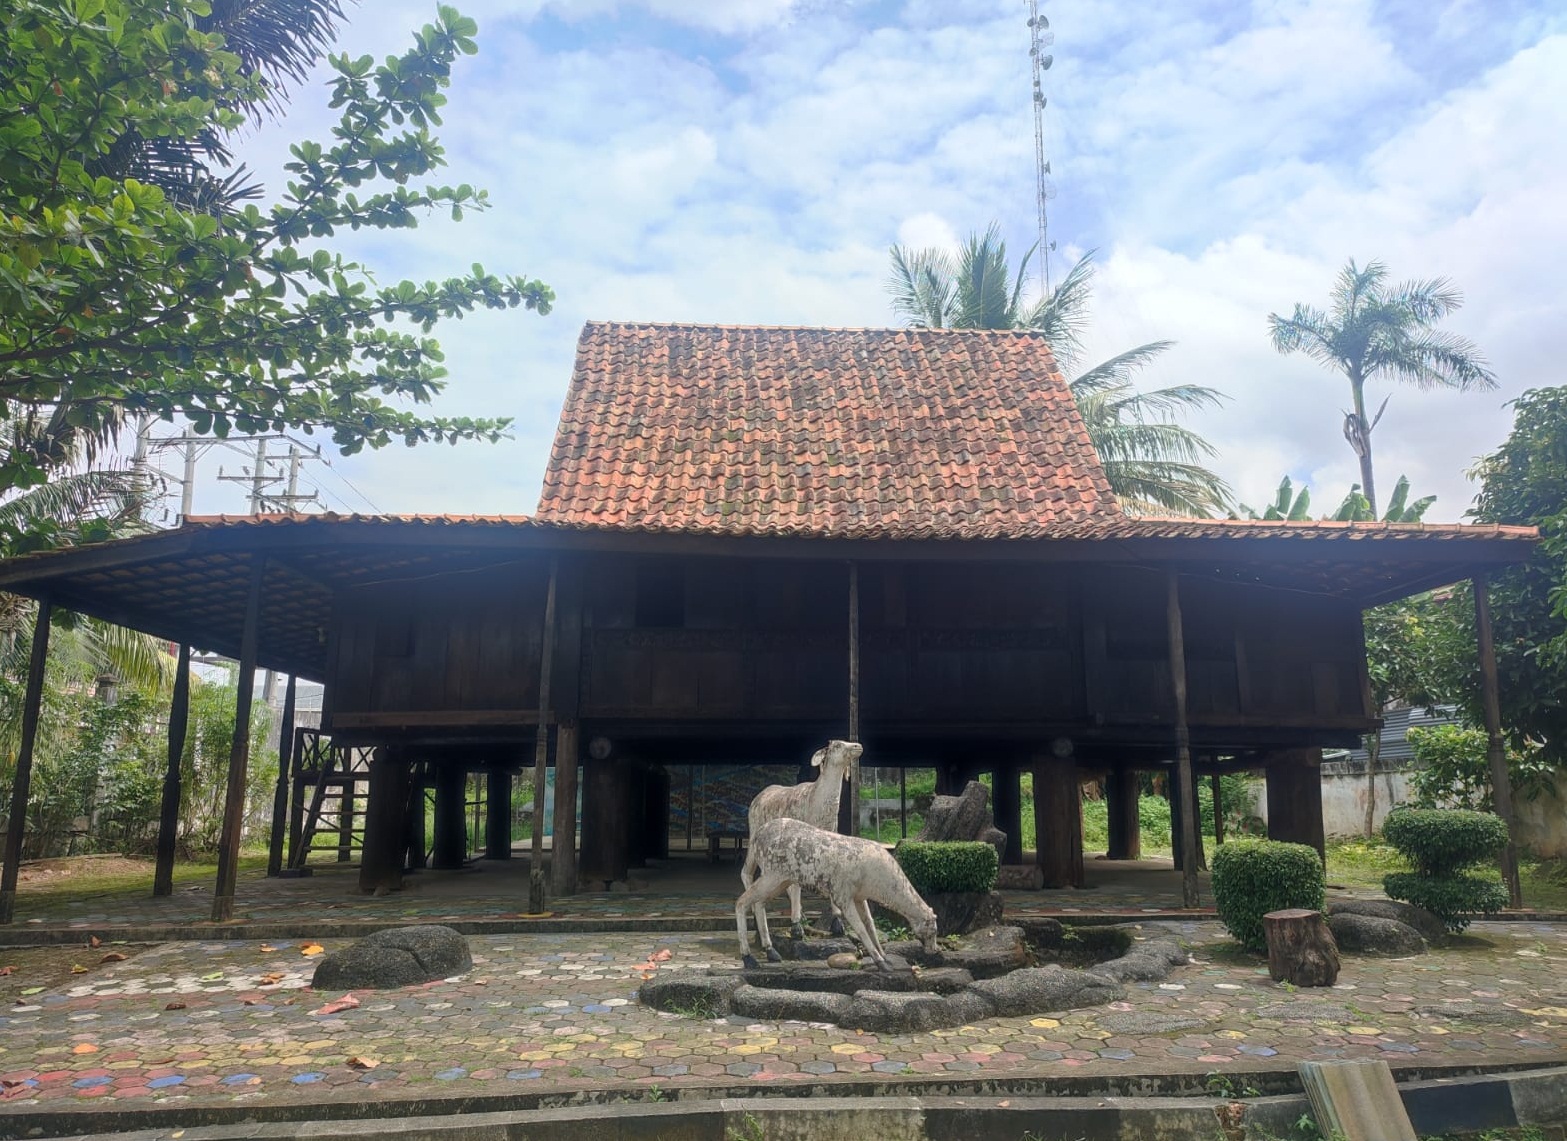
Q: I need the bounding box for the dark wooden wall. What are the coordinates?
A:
[321,553,1372,741]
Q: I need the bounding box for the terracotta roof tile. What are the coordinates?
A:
[535,322,1121,539]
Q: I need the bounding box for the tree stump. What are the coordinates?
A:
[1263,908,1340,987]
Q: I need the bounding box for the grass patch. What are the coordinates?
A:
[16,852,268,902]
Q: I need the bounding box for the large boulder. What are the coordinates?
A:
[892,890,1002,937]
[915,780,1007,861]
[741,965,919,996]
[731,985,850,1023]
[637,972,744,1017]
[310,925,472,990]
[937,925,1029,979]
[842,990,958,1034]
[1327,912,1427,957]
[1087,938,1189,983]
[966,964,1124,1018]
[1328,898,1448,946]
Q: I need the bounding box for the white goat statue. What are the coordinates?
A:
[736,817,938,969]
[743,739,861,939]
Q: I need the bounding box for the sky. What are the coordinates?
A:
[153,0,1567,523]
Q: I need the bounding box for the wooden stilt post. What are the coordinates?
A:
[551,722,579,895]
[1,601,52,924]
[843,560,861,836]
[1474,575,1524,909]
[486,768,513,860]
[212,557,265,922]
[531,557,558,874]
[1106,767,1142,860]
[266,675,296,877]
[287,729,307,868]
[1166,570,1201,908]
[1211,772,1226,847]
[153,643,192,897]
[992,764,1023,865]
[900,766,907,839]
[1032,755,1085,888]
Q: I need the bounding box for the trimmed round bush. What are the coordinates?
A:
[894,841,999,895]
[1381,808,1508,876]
[1383,873,1507,934]
[1381,808,1511,933]
[1211,840,1325,953]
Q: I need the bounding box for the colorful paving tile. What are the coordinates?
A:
[1,921,1565,1116]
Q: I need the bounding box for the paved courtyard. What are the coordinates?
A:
[2,919,1565,1117]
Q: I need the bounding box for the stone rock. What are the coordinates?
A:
[842,990,959,1034]
[1414,1001,1529,1026]
[1097,1011,1206,1034]
[826,953,860,970]
[1328,899,1448,946]
[637,972,744,1017]
[940,925,1029,979]
[1327,913,1427,957]
[921,890,1004,937]
[1015,917,1066,953]
[1086,938,1188,983]
[997,864,1045,891]
[915,780,1007,861]
[940,989,995,1026]
[1253,1000,1355,1022]
[730,985,851,1024]
[910,967,975,994]
[310,925,472,991]
[741,965,918,996]
[773,936,858,961]
[966,964,1124,1017]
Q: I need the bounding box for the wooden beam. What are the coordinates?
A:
[531,556,559,870]
[265,674,297,877]
[551,722,579,895]
[1166,571,1201,908]
[0,601,52,924]
[1473,575,1524,909]
[153,644,192,896]
[846,560,861,835]
[212,557,265,922]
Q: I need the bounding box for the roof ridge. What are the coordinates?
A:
[579,320,1052,335]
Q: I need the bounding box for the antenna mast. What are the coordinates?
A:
[1028,1,1055,295]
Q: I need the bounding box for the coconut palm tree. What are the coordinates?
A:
[886,225,1231,517]
[1268,259,1496,517]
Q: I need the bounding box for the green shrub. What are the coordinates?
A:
[1383,873,1508,932]
[1381,808,1508,876]
[1381,808,1511,932]
[1210,840,1325,952]
[894,841,999,894]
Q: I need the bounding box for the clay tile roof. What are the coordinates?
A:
[536,321,1120,539]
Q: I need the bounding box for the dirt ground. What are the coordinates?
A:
[15,855,158,886]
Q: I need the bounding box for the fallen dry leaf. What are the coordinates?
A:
[89,936,101,949]
[259,944,277,952]
[100,952,127,964]
[69,964,88,974]
[347,1056,379,1070]
[0,966,13,976]
[300,943,324,957]
[165,1001,187,1010]
[71,1043,98,1055]
[258,972,285,986]
[311,994,359,1016]
[650,948,672,962]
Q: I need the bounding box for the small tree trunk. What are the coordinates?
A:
[1364,731,1380,838]
[1264,908,1340,987]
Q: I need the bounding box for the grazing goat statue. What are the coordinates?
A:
[737,818,938,970]
[743,739,861,939]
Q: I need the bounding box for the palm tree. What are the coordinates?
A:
[887,224,1231,517]
[1268,259,1496,517]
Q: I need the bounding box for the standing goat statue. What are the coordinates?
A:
[743,739,861,938]
[737,818,938,969]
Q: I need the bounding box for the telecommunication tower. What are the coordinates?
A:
[1027,2,1056,294]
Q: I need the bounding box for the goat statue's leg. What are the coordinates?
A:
[856,898,886,965]
[737,871,786,969]
[835,890,886,969]
[788,883,805,942]
[752,874,786,964]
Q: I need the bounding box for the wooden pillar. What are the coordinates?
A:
[0,601,52,924]
[359,747,408,893]
[287,732,307,869]
[212,558,265,923]
[153,642,191,897]
[431,764,468,869]
[1266,748,1326,860]
[531,557,559,872]
[992,764,1023,865]
[627,764,650,868]
[1211,772,1226,847]
[551,722,579,895]
[1474,576,1524,908]
[643,767,670,861]
[1032,757,1085,888]
[1166,571,1201,908]
[485,768,513,860]
[844,560,861,836]
[1106,767,1141,860]
[900,766,908,839]
[265,675,296,877]
[1169,775,1186,871]
[581,756,631,885]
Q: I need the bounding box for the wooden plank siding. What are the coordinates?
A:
[320,553,1374,743]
